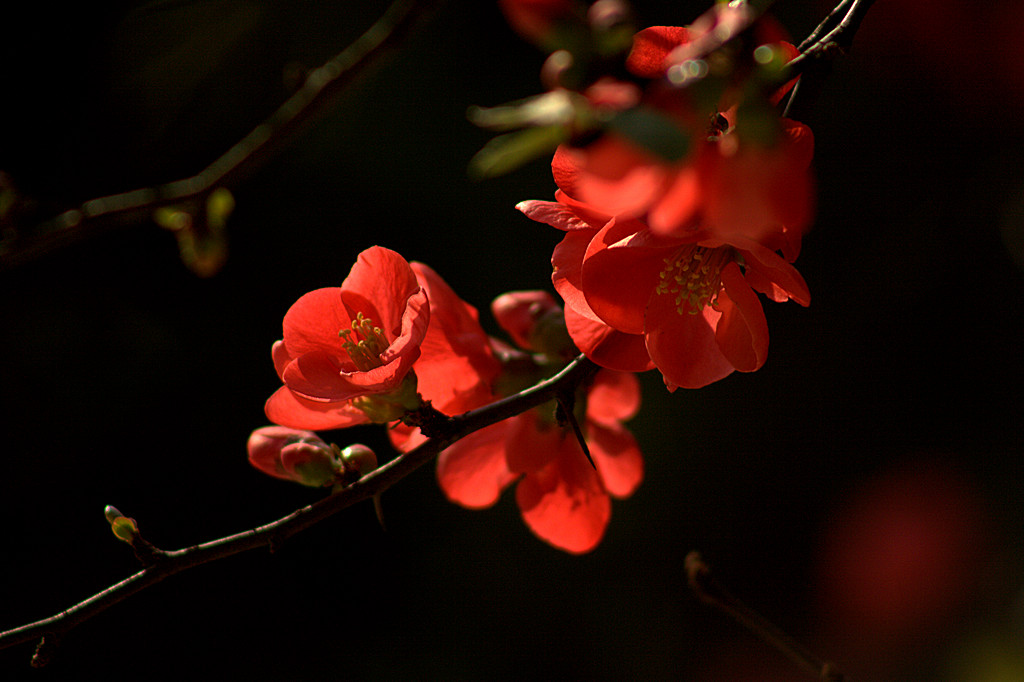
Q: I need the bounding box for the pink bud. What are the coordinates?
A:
[248,426,337,487]
[491,290,572,356]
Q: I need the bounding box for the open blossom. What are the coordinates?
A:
[265,246,429,430]
[519,161,810,389]
[392,290,643,554]
[436,367,643,554]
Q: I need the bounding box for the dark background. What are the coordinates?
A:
[2,0,1023,679]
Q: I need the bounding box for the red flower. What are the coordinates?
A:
[499,0,578,46]
[265,246,430,430]
[392,290,643,554]
[520,173,809,389]
[561,18,814,244]
[435,367,643,554]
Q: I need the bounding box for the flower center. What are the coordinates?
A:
[655,245,732,315]
[339,312,389,371]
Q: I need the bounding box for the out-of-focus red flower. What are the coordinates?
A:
[393,290,643,554]
[265,246,429,430]
[519,152,809,389]
[814,461,989,669]
[499,0,578,46]
[563,18,814,243]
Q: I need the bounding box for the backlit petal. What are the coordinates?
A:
[715,262,769,372]
[264,386,371,431]
[586,370,642,425]
[582,219,670,334]
[645,284,734,389]
[436,422,518,509]
[588,422,644,499]
[339,246,421,338]
[565,304,655,372]
[516,438,611,554]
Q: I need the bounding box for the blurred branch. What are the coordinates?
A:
[0,0,441,271]
[0,354,598,667]
[783,0,879,121]
[685,552,846,682]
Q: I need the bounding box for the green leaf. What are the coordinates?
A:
[468,126,568,180]
[607,107,692,163]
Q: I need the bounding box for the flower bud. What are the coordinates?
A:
[279,441,338,487]
[248,426,338,487]
[491,290,574,357]
[104,505,139,543]
[340,444,378,480]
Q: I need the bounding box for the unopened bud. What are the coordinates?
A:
[340,444,378,480]
[248,426,339,487]
[104,506,139,543]
[491,290,573,357]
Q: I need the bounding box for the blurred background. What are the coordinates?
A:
[2,0,1023,679]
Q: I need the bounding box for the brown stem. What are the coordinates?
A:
[783,0,880,122]
[0,0,442,271]
[685,552,845,682]
[0,354,599,665]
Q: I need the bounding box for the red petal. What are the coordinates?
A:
[588,422,644,499]
[553,189,615,228]
[552,145,582,196]
[586,369,641,425]
[735,238,811,306]
[715,262,769,373]
[516,200,593,232]
[264,386,371,431]
[553,229,601,322]
[410,263,499,412]
[281,287,352,360]
[516,438,612,554]
[436,421,518,509]
[576,136,670,217]
[564,305,654,372]
[645,284,734,389]
[339,246,421,338]
[627,26,691,78]
[505,411,562,475]
[272,340,293,380]
[582,218,671,334]
[647,163,700,235]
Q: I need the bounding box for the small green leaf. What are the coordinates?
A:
[469,125,569,179]
[607,107,692,163]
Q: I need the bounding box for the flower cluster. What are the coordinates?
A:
[248,1,816,555]
[250,246,641,553]
[511,6,814,388]
[392,289,643,554]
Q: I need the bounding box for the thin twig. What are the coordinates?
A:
[0,354,599,665]
[685,552,845,682]
[796,0,855,52]
[783,0,879,121]
[0,0,441,271]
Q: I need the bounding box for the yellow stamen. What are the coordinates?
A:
[655,245,733,315]
[338,312,389,370]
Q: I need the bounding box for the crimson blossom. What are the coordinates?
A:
[563,18,814,247]
[265,246,430,430]
[391,290,643,554]
[518,147,810,390]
